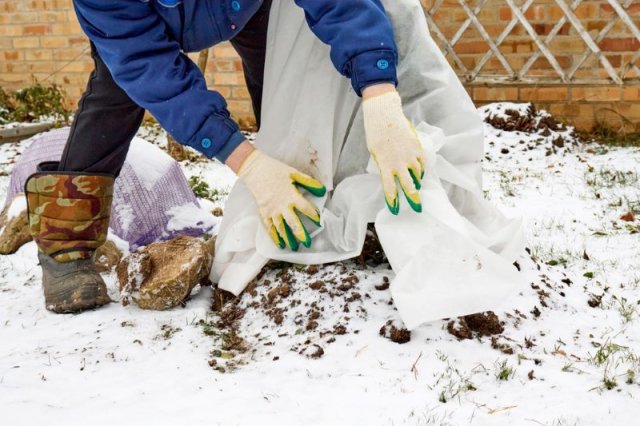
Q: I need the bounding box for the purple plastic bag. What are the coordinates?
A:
[5,128,218,248]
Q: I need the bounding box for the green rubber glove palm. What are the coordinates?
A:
[238,150,326,251]
[363,90,427,214]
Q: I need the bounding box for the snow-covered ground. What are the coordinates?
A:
[1,104,639,425]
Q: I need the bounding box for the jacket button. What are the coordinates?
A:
[201,138,212,149]
[231,23,237,30]
[231,1,241,11]
[376,59,389,70]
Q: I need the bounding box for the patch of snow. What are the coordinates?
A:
[113,203,134,234]
[196,197,216,212]
[165,202,219,233]
[125,137,174,191]
[7,195,26,220]
[478,101,535,120]
[107,231,130,257]
[1,114,639,425]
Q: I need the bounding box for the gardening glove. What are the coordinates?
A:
[363,90,427,214]
[238,149,326,251]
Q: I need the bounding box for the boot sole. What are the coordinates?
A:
[45,283,112,314]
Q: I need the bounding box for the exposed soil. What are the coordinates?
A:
[300,344,325,359]
[209,231,395,364]
[379,320,411,344]
[484,104,583,156]
[212,260,372,354]
[356,225,388,267]
[447,311,504,340]
[209,229,563,368]
[620,212,635,222]
[490,336,514,354]
[588,294,603,308]
[485,104,566,134]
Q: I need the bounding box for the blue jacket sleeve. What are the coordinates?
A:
[294,0,398,96]
[72,0,245,162]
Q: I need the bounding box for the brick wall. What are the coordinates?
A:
[422,0,640,131]
[1,0,638,131]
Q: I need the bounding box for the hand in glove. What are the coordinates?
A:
[362,89,426,214]
[238,149,326,251]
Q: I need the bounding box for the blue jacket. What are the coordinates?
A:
[73,0,398,161]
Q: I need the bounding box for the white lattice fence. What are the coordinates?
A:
[424,0,640,85]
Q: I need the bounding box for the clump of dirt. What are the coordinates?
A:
[587,294,603,308]
[117,236,211,310]
[356,225,388,267]
[213,260,373,357]
[485,104,567,135]
[447,311,504,340]
[465,312,504,335]
[531,305,542,318]
[379,320,411,344]
[267,283,291,302]
[447,319,472,340]
[210,231,397,365]
[300,344,325,359]
[491,336,514,354]
[212,287,237,312]
[620,212,635,222]
[375,276,390,291]
[306,265,320,275]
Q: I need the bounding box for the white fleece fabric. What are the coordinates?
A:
[211,0,525,329]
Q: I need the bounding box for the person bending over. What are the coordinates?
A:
[25,0,426,313]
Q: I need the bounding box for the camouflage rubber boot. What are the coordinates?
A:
[25,162,114,313]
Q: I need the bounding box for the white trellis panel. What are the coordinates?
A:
[424,0,640,85]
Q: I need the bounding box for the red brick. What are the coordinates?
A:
[23,24,50,35]
[601,3,640,18]
[548,6,565,21]
[532,23,571,36]
[520,87,569,101]
[574,3,599,19]
[455,41,489,54]
[499,7,512,21]
[586,21,607,32]
[622,86,640,101]
[473,86,519,102]
[599,38,640,52]
[524,5,546,21]
[530,56,571,69]
[3,50,21,61]
[572,87,622,102]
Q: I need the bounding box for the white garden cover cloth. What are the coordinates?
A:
[212,0,525,329]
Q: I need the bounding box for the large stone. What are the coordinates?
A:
[94,240,123,273]
[116,236,212,310]
[0,195,32,255]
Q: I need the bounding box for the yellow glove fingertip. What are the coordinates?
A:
[401,186,422,213]
[292,173,327,197]
[408,167,422,190]
[385,193,399,215]
[269,225,285,249]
